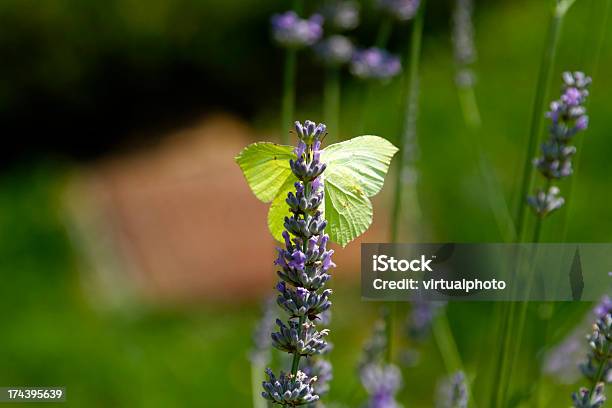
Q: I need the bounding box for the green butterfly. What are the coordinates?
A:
[235,136,398,247]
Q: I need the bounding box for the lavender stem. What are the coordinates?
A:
[281,50,297,144]
[559,0,611,241]
[514,4,565,242]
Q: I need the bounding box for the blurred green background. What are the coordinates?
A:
[0,0,610,406]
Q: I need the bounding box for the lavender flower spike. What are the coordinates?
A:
[377,0,420,21]
[452,0,477,87]
[350,48,402,81]
[571,310,611,407]
[271,12,324,49]
[436,371,468,408]
[528,71,591,217]
[361,364,403,408]
[263,120,335,406]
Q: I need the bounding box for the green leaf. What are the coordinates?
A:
[234,142,295,203]
[321,136,398,246]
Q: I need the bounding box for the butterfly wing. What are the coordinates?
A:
[321,136,398,246]
[235,142,296,203]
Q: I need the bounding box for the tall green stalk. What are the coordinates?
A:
[391,2,424,243]
[384,1,426,367]
[559,0,610,241]
[514,1,569,242]
[323,67,341,142]
[496,2,576,406]
[281,50,297,144]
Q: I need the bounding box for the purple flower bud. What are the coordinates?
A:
[295,140,307,157]
[575,115,589,131]
[562,87,583,106]
[311,177,322,192]
[282,231,293,249]
[288,250,306,269]
[313,140,322,161]
[322,250,336,271]
[296,287,308,299]
[275,248,288,268]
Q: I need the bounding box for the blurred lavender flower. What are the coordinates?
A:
[250,296,276,365]
[358,319,403,408]
[360,364,403,408]
[321,1,360,31]
[350,48,401,80]
[594,295,612,320]
[571,311,611,407]
[452,0,477,87]
[528,72,591,217]
[377,0,420,21]
[544,329,584,384]
[436,371,468,408]
[303,357,333,397]
[406,299,446,341]
[314,35,354,67]
[272,12,324,49]
[359,320,388,370]
[263,120,335,406]
[545,296,612,385]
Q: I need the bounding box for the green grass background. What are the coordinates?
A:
[0,0,611,406]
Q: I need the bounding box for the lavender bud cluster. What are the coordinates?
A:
[350,48,402,81]
[436,371,468,408]
[263,368,320,406]
[571,301,611,408]
[360,364,403,408]
[272,12,324,49]
[262,120,335,406]
[359,319,404,408]
[452,0,477,88]
[528,72,591,217]
[376,0,420,21]
[406,299,446,341]
[544,296,612,385]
